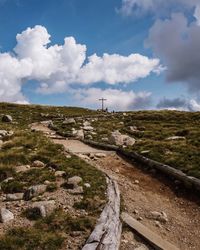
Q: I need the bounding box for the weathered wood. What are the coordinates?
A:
[121,212,180,250]
[82,178,122,250]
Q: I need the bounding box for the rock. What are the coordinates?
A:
[68,186,84,194]
[83,121,91,126]
[130,126,138,132]
[123,136,136,146]
[134,244,149,250]
[31,200,56,218]
[134,180,139,184]
[68,176,82,187]
[86,135,93,140]
[83,126,94,131]
[84,183,91,188]
[148,211,168,223]
[0,140,3,149]
[102,137,109,142]
[141,150,150,154]
[109,131,124,146]
[166,136,186,141]
[76,129,84,140]
[15,165,30,173]
[2,177,14,183]
[0,208,14,223]
[119,122,124,125]
[0,130,8,137]
[95,153,107,158]
[24,184,47,200]
[63,118,76,125]
[55,171,66,177]
[2,115,12,123]
[109,130,135,146]
[31,160,45,168]
[6,193,24,201]
[44,180,51,185]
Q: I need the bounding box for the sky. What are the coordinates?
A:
[0,0,200,111]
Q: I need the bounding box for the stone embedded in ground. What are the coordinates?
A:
[166,136,186,141]
[147,211,168,223]
[84,183,91,188]
[6,193,24,201]
[2,115,13,123]
[83,121,91,127]
[63,118,76,125]
[31,200,56,218]
[24,184,47,200]
[31,160,45,168]
[123,136,136,146]
[68,176,83,187]
[83,126,94,131]
[134,244,149,250]
[55,171,66,177]
[130,126,138,132]
[15,165,31,173]
[95,153,107,158]
[68,186,84,194]
[2,177,14,183]
[102,137,109,142]
[0,208,14,223]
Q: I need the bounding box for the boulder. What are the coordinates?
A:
[24,184,47,200]
[76,129,84,140]
[0,208,14,223]
[31,160,45,168]
[2,115,12,123]
[109,131,135,146]
[63,118,76,125]
[31,200,56,218]
[6,193,24,201]
[68,176,82,187]
[55,171,66,177]
[15,165,30,173]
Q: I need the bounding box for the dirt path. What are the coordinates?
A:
[32,122,200,250]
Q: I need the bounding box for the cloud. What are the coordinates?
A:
[118,0,199,17]
[73,88,152,111]
[0,25,161,102]
[157,97,200,111]
[146,13,200,92]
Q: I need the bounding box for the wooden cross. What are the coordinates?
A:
[99,98,107,111]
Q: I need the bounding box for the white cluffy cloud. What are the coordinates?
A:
[74,88,152,111]
[0,25,161,102]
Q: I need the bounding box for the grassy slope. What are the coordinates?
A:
[0,103,106,249]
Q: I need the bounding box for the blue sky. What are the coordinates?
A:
[0,0,200,111]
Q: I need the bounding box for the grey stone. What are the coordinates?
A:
[76,129,84,140]
[24,184,47,200]
[63,118,76,125]
[2,115,12,123]
[68,176,82,187]
[15,165,30,173]
[148,211,168,223]
[6,193,24,201]
[31,160,45,168]
[166,136,186,141]
[55,171,66,177]
[68,186,84,194]
[31,200,56,218]
[0,208,14,223]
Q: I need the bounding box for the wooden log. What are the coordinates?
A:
[82,178,122,250]
[121,212,180,250]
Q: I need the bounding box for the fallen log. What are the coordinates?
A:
[82,177,122,250]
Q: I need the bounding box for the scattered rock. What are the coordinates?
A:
[0,208,14,223]
[147,211,168,223]
[95,153,107,158]
[130,126,138,132]
[86,135,93,140]
[76,129,84,140]
[31,200,56,218]
[134,180,139,184]
[68,176,82,187]
[83,126,94,131]
[63,118,76,125]
[141,150,150,154]
[83,121,91,126]
[123,136,136,146]
[31,160,45,168]
[166,136,186,141]
[102,137,109,142]
[55,171,66,177]
[2,177,14,183]
[2,115,12,123]
[134,244,149,250]
[68,186,84,194]
[84,183,91,188]
[6,193,24,201]
[15,165,30,173]
[44,180,51,185]
[24,184,47,200]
